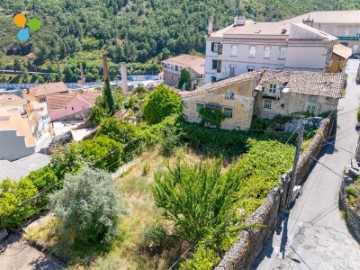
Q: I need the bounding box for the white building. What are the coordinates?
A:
[204,16,337,84]
[285,10,360,55]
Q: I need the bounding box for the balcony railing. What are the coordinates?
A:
[262,92,280,100]
[337,36,360,41]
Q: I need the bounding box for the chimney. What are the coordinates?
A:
[120,62,128,94]
[234,15,246,26]
[102,54,109,80]
[208,16,214,35]
[80,63,86,85]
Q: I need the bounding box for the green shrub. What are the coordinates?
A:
[250,116,270,131]
[180,243,221,270]
[0,178,38,227]
[143,85,182,124]
[139,223,170,256]
[26,166,58,191]
[142,162,151,176]
[345,186,357,198]
[50,167,127,246]
[199,107,225,128]
[80,135,123,172]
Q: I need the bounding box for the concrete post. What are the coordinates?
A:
[120,62,128,94]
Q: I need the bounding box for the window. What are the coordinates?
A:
[39,97,46,103]
[223,108,233,118]
[305,104,317,114]
[211,42,220,52]
[264,100,272,109]
[230,66,235,76]
[175,65,178,71]
[353,45,359,52]
[249,46,256,57]
[268,84,277,93]
[345,29,350,36]
[217,60,222,73]
[211,76,216,83]
[225,90,234,100]
[72,107,74,111]
[247,66,254,72]
[218,44,223,54]
[196,103,204,112]
[309,95,317,102]
[212,60,218,69]
[279,47,287,59]
[264,46,271,58]
[231,45,238,56]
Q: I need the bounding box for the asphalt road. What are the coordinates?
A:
[253,59,360,270]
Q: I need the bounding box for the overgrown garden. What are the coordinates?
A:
[1,84,297,269]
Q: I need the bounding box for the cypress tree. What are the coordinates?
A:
[104,77,115,115]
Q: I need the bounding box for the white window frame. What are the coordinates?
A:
[353,45,359,52]
[268,84,277,93]
[225,90,234,100]
[229,65,236,76]
[264,46,271,58]
[279,47,287,59]
[249,46,256,57]
[345,29,350,36]
[213,43,219,52]
[231,45,238,56]
[305,103,317,114]
[264,100,272,110]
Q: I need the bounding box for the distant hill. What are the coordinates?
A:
[0,0,359,83]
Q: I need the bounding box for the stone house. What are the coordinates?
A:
[181,70,343,130]
[285,10,360,55]
[204,16,338,84]
[162,54,205,90]
[327,44,352,73]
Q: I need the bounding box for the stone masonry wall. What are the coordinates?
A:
[215,118,333,270]
[339,180,360,242]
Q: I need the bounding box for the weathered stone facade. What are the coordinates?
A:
[182,79,256,130]
[254,93,338,119]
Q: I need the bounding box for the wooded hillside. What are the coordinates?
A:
[0,0,359,82]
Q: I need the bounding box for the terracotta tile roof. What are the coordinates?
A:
[180,71,262,98]
[47,92,100,111]
[23,82,68,97]
[0,108,35,147]
[162,54,205,75]
[182,69,344,99]
[0,94,27,107]
[333,44,352,59]
[258,70,344,98]
[285,10,360,24]
[30,101,48,118]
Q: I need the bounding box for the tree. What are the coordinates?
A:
[178,69,191,90]
[49,167,127,245]
[143,85,182,124]
[153,160,240,241]
[104,78,115,115]
[80,135,123,172]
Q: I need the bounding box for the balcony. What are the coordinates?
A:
[262,92,280,100]
[162,67,180,75]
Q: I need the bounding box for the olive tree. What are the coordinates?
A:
[50,167,127,245]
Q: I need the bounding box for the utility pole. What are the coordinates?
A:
[286,120,305,209]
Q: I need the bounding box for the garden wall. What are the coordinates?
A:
[215,118,333,270]
[339,180,360,242]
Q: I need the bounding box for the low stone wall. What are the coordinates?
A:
[339,180,360,242]
[294,118,333,184]
[215,118,333,270]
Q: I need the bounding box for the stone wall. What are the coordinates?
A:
[215,118,333,270]
[339,180,360,242]
[294,118,333,184]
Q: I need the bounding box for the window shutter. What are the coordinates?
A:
[211,42,215,52]
[217,60,222,73]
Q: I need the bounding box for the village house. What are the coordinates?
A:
[204,16,338,84]
[181,69,343,130]
[162,54,205,90]
[285,10,360,56]
[0,94,27,114]
[22,82,69,103]
[46,92,100,122]
[0,108,35,161]
[25,101,50,140]
[327,43,352,73]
